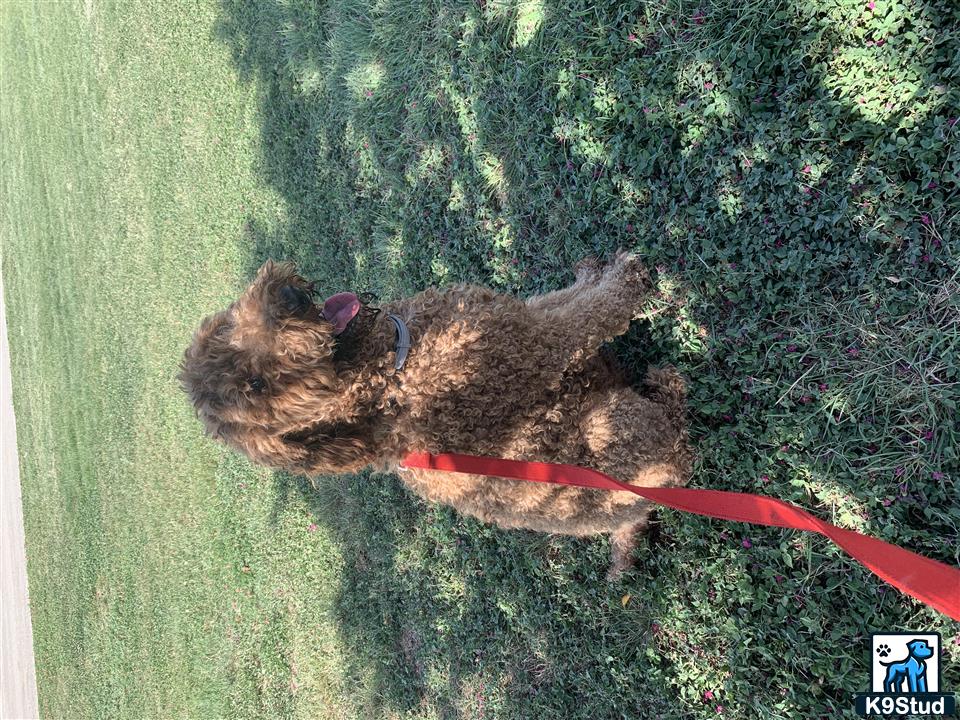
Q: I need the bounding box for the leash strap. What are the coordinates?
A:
[401,452,960,621]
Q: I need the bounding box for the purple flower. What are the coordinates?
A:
[882,499,892,507]
[742,538,752,548]
[894,466,904,477]
[308,523,318,532]
[802,164,812,173]
[847,346,860,357]
[921,214,931,225]
[786,344,798,352]
[867,0,875,8]
[704,691,715,701]
[818,383,828,391]
[626,223,634,232]
[775,574,784,583]
[922,429,933,441]
[932,471,946,481]
[704,81,715,91]
[628,33,637,41]
[927,181,938,189]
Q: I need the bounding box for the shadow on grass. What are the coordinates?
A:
[214,0,958,715]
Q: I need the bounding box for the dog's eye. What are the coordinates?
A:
[248,376,266,393]
[279,285,311,314]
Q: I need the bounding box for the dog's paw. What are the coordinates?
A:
[608,252,652,298]
[877,644,891,658]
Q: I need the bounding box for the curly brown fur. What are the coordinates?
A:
[179,253,692,577]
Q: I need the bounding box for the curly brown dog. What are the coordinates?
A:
[179,253,692,577]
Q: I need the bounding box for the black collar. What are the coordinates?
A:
[387,314,411,370]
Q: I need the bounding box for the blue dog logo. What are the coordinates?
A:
[879,638,934,693]
[856,632,955,716]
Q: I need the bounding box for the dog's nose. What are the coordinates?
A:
[280,285,312,313]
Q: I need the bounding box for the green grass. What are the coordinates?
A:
[2,0,958,718]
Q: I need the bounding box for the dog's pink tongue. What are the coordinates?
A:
[321,292,361,335]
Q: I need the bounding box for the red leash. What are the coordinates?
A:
[401,452,960,621]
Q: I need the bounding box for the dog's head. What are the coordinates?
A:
[179,260,372,473]
[907,639,934,660]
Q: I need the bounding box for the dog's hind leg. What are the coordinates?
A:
[525,257,603,315]
[531,253,653,371]
[579,378,690,581]
[606,517,651,581]
[884,668,905,693]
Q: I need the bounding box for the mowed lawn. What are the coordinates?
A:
[1,0,958,718]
